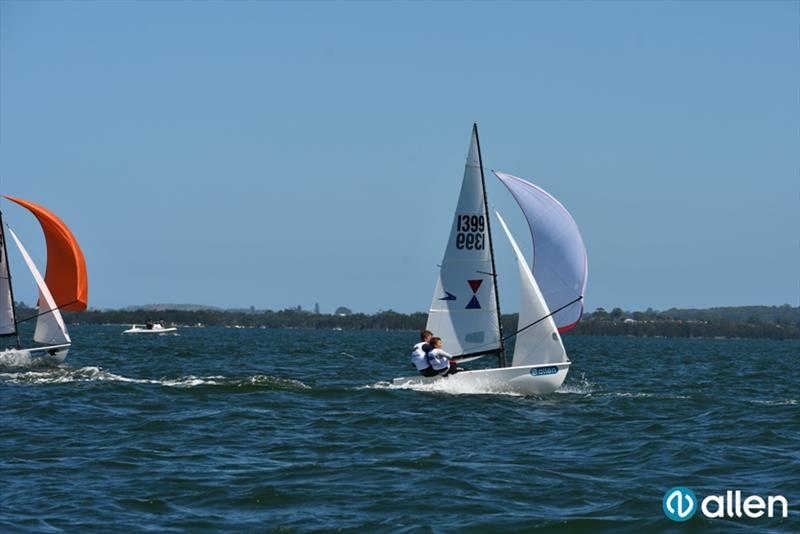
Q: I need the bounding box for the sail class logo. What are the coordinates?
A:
[466,279,482,309]
[662,487,789,521]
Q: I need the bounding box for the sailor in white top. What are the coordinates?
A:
[424,336,459,376]
[425,347,452,371]
[410,330,434,373]
[411,341,431,371]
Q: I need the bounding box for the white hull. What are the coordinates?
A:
[392,361,570,396]
[122,326,177,334]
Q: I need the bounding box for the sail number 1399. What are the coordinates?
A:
[456,214,485,250]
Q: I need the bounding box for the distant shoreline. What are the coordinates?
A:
[44,304,799,341]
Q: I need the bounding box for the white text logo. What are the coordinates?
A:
[663,488,789,521]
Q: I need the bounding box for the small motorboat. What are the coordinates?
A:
[123,321,177,334]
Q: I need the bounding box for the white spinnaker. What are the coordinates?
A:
[426,128,501,356]
[495,211,567,367]
[495,172,587,332]
[0,227,16,335]
[7,228,70,345]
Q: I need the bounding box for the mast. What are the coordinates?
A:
[0,211,21,349]
[473,123,507,367]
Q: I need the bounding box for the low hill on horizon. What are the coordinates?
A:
[121,303,223,312]
[46,303,799,340]
[10,300,796,340]
[103,303,799,322]
[656,305,798,324]
[586,304,798,325]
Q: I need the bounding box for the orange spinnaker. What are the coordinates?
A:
[4,195,88,311]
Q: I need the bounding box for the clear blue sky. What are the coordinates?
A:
[1,1,798,313]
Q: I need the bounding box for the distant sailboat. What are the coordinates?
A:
[0,196,88,363]
[392,124,587,395]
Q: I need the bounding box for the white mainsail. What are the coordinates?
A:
[0,225,16,336]
[7,228,71,345]
[495,172,588,332]
[426,127,501,356]
[495,211,567,367]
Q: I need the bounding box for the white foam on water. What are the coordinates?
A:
[244,375,311,389]
[550,373,693,401]
[555,372,596,395]
[0,366,151,385]
[0,367,310,390]
[748,399,798,406]
[364,379,525,397]
[592,391,692,400]
[0,349,34,368]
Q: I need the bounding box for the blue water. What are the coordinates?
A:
[1,326,798,532]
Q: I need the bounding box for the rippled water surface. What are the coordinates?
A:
[1,326,798,532]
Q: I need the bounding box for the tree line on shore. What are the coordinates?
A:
[16,302,792,340]
[574,306,798,340]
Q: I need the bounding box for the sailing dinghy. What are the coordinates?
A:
[0,196,88,363]
[392,125,587,395]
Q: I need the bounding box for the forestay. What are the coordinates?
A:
[7,228,71,345]
[496,211,567,367]
[426,128,501,356]
[494,172,588,332]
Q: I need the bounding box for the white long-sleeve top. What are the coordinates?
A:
[425,348,453,371]
[411,342,429,371]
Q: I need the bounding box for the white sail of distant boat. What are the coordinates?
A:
[393,124,587,395]
[7,227,71,345]
[0,226,16,336]
[0,196,88,364]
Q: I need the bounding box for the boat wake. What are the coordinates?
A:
[748,398,798,406]
[0,349,36,368]
[367,370,597,398]
[0,349,69,368]
[554,372,596,395]
[368,378,544,397]
[0,366,310,390]
[556,373,695,400]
